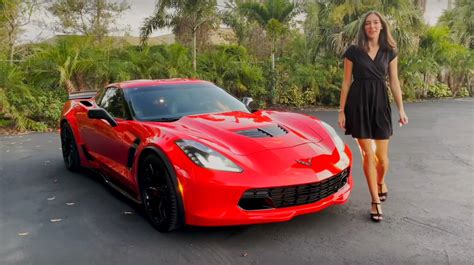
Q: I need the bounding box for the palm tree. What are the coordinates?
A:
[140,0,218,71]
[237,0,300,104]
[238,0,300,70]
[0,62,48,131]
[27,36,96,92]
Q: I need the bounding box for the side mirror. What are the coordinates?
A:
[88,108,118,127]
[242,97,253,107]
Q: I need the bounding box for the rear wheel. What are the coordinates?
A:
[139,155,182,232]
[60,122,81,171]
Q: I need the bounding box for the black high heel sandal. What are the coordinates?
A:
[370,202,383,222]
[378,183,388,202]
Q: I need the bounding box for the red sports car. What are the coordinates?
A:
[60,79,353,232]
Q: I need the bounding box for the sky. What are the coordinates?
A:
[22,0,449,43]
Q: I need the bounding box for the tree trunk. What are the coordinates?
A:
[9,44,15,66]
[468,72,473,97]
[65,79,76,93]
[271,40,275,70]
[76,73,87,91]
[422,73,428,98]
[192,28,197,72]
[270,38,277,105]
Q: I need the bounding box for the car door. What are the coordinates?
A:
[79,87,137,183]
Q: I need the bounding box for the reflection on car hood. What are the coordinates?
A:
[162,111,324,156]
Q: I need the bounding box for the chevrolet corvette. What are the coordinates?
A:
[60,79,353,232]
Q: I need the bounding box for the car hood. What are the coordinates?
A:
[157,111,323,156]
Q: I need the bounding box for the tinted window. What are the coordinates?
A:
[125,82,249,121]
[95,87,106,105]
[99,87,127,119]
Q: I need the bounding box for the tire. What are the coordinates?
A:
[60,122,81,172]
[139,155,183,232]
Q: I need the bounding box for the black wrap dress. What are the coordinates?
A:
[343,44,398,139]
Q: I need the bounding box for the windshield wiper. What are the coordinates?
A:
[149,117,181,122]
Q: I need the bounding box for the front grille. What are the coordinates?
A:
[236,124,288,138]
[239,167,350,210]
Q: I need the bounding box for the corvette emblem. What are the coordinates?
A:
[295,158,312,167]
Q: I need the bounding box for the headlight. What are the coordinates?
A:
[320,121,345,153]
[176,139,243,172]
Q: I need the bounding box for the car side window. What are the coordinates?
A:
[98,87,128,119]
[95,87,107,105]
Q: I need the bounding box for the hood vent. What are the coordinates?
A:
[236,125,288,138]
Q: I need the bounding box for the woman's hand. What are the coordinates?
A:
[399,110,408,125]
[338,111,346,130]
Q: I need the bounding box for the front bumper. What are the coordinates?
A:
[186,174,352,226]
[173,143,353,227]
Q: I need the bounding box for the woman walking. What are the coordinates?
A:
[338,11,408,222]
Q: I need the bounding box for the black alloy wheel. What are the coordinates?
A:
[60,122,81,171]
[140,155,181,232]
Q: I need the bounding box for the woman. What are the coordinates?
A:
[338,11,408,222]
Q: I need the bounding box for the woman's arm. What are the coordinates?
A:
[388,57,408,125]
[338,58,353,129]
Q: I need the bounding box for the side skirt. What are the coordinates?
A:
[92,169,141,204]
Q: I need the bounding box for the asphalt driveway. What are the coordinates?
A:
[1,98,472,265]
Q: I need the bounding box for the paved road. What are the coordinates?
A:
[1,98,473,265]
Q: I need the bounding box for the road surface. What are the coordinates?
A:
[1,98,472,265]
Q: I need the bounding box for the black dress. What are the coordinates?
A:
[343,45,397,140]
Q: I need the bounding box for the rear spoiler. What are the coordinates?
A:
[69,90,97,100]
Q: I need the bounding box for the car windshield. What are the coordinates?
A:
[125,82,250,121]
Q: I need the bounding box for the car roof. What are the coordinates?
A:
[109,79,209,89]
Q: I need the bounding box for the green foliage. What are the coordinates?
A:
[458,87,470,97]
[419,26,473,96]
[275,51,343,106]
[198,45,266,100]
[0,63,49,131]
[0,118,14,128]
[437,0,472,48]
[276,84,316,107]
[26,36,96,91]
[427,83,452,98]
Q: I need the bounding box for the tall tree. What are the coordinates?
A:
[140,0,218,71]
[238,0,300,70]
[0,0,39,65]
[48,0,129,41]
[237,0,300,104]
[220,0,253,46]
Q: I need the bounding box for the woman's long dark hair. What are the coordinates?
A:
[356,11,397,52]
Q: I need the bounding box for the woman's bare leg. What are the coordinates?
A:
[375,140,390,198]
[356,139,382,218]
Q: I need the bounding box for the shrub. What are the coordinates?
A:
[427,83,452,98]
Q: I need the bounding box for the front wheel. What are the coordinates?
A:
[139,155,183,232]
[60,122,81,172]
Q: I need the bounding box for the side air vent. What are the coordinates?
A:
[237,124,288,138]
[80,101,93,107]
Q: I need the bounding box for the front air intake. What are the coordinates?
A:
[238,167,350,210]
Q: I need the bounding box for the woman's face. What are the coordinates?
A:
[364,13,383,40]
